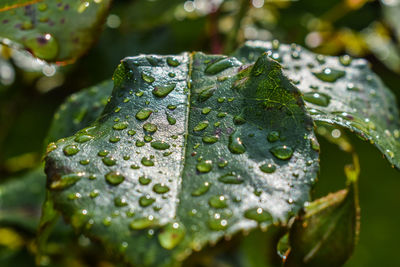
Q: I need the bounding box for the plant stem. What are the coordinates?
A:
[224,0,250,54]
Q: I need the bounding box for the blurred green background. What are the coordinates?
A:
[0,0,399,266]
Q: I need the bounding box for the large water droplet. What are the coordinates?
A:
[105,171,125,185]
[142,73,155,83]
[270,145,293,160]
[136,108,152,120]
[151,141,170,150]
[139,195,155,207]
[152,84,176,98]
[218,172,243,184]
[267,131,280,142]
[50,173,83,190]
[114,196,128,207]
[130,216,156,230]
[303,92,331,107]
[313,68,345,82]
[74,134,93,143]
[228,132,246,154]
[113,121,128,130]
[139,176,151,185]
[202,136,219,144]
[153,183,170,194]
[167,57,180,67]
[198,86,216,102]
[196,160,212,173]
[193,121,209,132]
[208,195,228,209]
[259,163,276,173]
[244,208,272,222]
[143,122,157,133]
[158,222,186,250]
[63,145,80,156]
[205,58,236,75]
[141,157,155,167]
[102,157,116,166]
[191,182,211,196]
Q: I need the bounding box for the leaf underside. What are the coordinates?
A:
[45,52,319,266]
[234,40,400,169]
[0,0,111,62]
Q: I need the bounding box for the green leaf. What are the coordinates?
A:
[234,40,400,169]
[45,79,113,144]
[284,179,360,266]
[0,0,41,11]
[44,52,319,266]
[0,0,111,62]
[0,166,46,230]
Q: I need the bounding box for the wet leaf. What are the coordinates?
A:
[0,0,111,62]
[44,52,319,266]
[234,40,400,169]
[0,0,40,12]
[284,179,360,266]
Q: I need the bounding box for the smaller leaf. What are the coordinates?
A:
[284,177,360,266]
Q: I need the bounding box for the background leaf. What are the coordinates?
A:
[0,0,111,62]
[44,52,319,266]
[234,40,400,169]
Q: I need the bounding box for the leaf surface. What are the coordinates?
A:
[0,0,111,62]
[44,52,319,266]
[234,41,400,168]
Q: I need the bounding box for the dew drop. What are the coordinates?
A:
[218,172,243,184]
[313,68,345,83]
[193,121,209,132]
[303,92,331,107]
[136,108,152,120]
[270,145,293,160]
[228,132,246,154]
[191,182,211,196]
[158,222,186,250]
[205,58,236,75]
[259,163,276,173]
[63,145,79,156]
[113,121,128,130]
[153,183,170,194]
[139,195,155,207]
[151,141,170,150]
[105,171,125,185]
[209,195,228,209]
[152,84,176,97]
[244,208,272,222]
[142,73,155,83]
[196,160,212,173]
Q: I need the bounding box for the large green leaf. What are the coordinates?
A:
[234,40,400,169]
[0,0,111,62]
[46,79,113,144]
[44,52,319,266]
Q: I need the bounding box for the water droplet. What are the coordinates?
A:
[167,114,176,125]
[202,107,212,114]
[103,217,112,227]
[89,189,99,198]
[167,57,180,67]
[339,55,352,66]
[313,68,345,82]
[259,163,276,173]
[267,131,280,142]
[244,208,272,222]
[139,176,151,185]
[193,121,209,132]
[217,97,225,103]
[167,104,177,110]
[113,121,128,130]
[151,141,170,150]
[105,171,125,185]
[218,159,228,168]
[303,92,331,107]
[143,123,157,133]
[109,136,120,143]
[205,57,236,75]
[218,172,243,184]
[310,138,320,151]
[114,196,128,207]
[141,157,155,166]
[80,159,90,165]
[191,182,211,196]
[228,132,246,154]
[63,145,80,156]
[270,145,293,160]
[130,216,156,230]
[139,195,155,207]
[136,108,152,120]
[152,84,176,97]
[128,130,136,136]
[208,195,228,209]
[102,157,116,166]
[198,86,216,102]
[24,33,59,60]
[136,140,145,147]
[197,160,212,173]
[74,134,93,143]
[158,222,186,250]
[50,173,83,190]
[208,215,228,230]
[202,136,219,144]
[153,183,170,194]
[142,73,155,83]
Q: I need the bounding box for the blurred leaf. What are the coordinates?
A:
[43,52,319,266]
[284,176,360,266]
[0,166,45,230]
[0,0,41,12]
[45,79,113,144]
[0,0,111,62]
[234,40,400,169]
